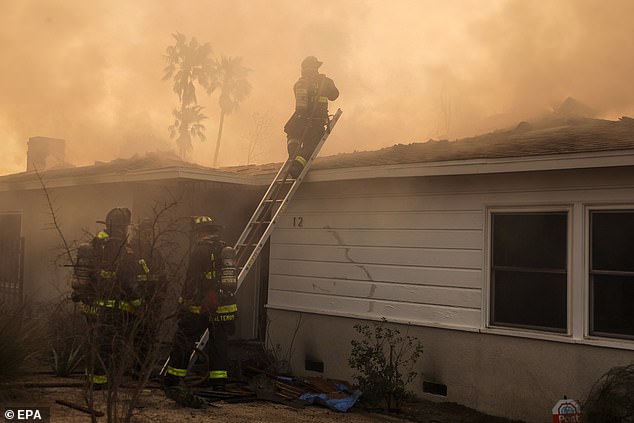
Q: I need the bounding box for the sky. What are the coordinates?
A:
[1,0,633,175]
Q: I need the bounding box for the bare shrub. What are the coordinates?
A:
[584,363,634,423]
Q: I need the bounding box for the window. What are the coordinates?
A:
[0,214,23,303]
[590,210,634,339]
[490,212,568,332]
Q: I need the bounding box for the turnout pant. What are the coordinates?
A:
[166,311,230,383]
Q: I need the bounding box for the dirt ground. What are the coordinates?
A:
[5,374,523,423]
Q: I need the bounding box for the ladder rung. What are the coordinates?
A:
[234,109,342,293]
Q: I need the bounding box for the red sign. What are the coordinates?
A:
[552,398,582,423]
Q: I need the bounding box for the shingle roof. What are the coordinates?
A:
[2,116,633,185]
[311,116,634,170]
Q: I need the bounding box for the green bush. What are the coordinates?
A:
[583,363,634,422]
[348,319,423,410]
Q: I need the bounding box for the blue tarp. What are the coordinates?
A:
[299,385,362,412]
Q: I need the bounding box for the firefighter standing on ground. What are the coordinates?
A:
[130,218,167,375]
[72,207,138,389]
[284,55,339,178]
[164,216,238,390]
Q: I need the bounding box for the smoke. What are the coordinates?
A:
[0,0,633,175]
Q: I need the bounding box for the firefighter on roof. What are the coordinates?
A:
[164,216,238,391]
[284,55,339,178]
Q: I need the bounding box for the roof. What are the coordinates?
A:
[312,116,634,170]
[2,116,634,190]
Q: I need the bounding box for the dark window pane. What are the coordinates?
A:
[493,213,567,269]
[591,211,634,272]
[591,274,634,338]
[492,270,567,331]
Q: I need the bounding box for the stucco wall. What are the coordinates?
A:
[267,309,632,422]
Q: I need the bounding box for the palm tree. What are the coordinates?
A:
[213,56,251,167]
[163,33,218,158]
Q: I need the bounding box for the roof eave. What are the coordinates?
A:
[0,165,272,192]
[306,149,634,182]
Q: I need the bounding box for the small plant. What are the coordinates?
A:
[348,318,423,411]
[51,341,84,377]
[583,362,634,422]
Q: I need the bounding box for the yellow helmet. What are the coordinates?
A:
[191,216,221,233]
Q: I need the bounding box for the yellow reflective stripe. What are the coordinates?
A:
[97,300,117,308]
[91,374,108,385]
[195,216,213,224]
[178,297,202,314]
[209,370,227,379]
[318,96,328,102]
[205,271,215,279]
[216,304,237,314]
[294,156,307,167]
[130,299,142,307]
[97,231,109,240]
[137,274,148,281]
[138,259,150,274]
[100,269,116,279]
[167,366,187,377]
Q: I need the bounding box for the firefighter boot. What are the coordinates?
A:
[289,158,304,179]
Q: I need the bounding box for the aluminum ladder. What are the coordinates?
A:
[233,108,342,292]
[160,109,342,377]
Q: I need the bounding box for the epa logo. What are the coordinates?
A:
[4,408,45,421]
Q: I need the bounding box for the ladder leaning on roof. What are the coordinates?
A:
[159,109,342,377]
[233,108,343,292]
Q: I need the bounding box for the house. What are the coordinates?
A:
[264,116,634,422]
[0,147,276,339]
[2,116,634,421]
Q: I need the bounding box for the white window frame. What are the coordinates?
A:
[483,205,573,341]
[583,204,634,349]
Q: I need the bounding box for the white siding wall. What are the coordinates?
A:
[268,166,634,335]
[268,176,485,330]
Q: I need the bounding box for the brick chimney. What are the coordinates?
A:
[26,137,66,171]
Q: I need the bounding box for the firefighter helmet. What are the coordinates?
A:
[301,56,322,70]
[191,215,221,233]
[105,207,131,234]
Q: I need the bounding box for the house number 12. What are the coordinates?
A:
[293,216,304,227]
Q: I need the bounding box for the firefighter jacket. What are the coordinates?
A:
[78,231,138,313]
[284,72,339,137]
[179,236,237,321]
[134,243,165,303]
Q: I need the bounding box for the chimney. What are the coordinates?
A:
[26,137,66,171]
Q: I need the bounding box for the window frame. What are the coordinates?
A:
[586,205,634,341]
[485,206,573,337]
